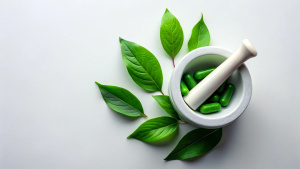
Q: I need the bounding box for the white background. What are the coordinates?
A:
[1,0,300,168]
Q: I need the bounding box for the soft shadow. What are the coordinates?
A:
[216,120,240,152]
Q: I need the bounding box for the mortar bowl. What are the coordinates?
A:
[169,46,252,128]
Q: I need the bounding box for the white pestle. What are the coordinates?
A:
[184,39,257,110]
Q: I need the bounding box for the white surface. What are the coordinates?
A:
[169,47,253,128]
[0,0,299,169]
[183,40,256,110]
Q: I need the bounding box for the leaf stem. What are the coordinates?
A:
[172,57,175,68]
[178,120,186,123]
[143,114,148,117]
[160,90,165,95]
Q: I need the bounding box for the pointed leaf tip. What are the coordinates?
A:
[95,81,102,86]
[96,84,145,117]
[160,9,184,59]
[188,13,210,51]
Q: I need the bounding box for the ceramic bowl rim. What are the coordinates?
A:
[169,46,252,128]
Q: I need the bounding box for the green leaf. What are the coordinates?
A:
[152,95,180,120]
[160,8,184,60]
[95,82,146,117]
[128,117,178,142]
[188,14,210,51]
[165,128,222,160]
[119,38,163,92]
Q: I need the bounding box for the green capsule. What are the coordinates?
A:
[200,103,221,114]
[219,83,235,107]
[193,67,216,80]
[208,94,220,102]
[217,80,227,93]
[180,80,189,96]
[183,73,197,90]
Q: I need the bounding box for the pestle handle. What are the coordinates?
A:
[183,39,257,110]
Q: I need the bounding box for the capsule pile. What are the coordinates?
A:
[180,67,235,114]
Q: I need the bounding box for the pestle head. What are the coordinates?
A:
[240,39,257,59]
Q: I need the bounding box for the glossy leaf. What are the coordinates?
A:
[96,82,146,117]
[119,38,163,92]
[152,95,180,120]
[128,117,178,142]
[188,14,210,51]
[160,8,184,60]
[165,128,222,160]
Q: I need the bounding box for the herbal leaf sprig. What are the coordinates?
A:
[128,116,179,142]
[188,14,210,51]
[96,82,146,117]
[119,38,164,94]
[165,128,222,160]
[160,8,184,67]
[96,9,223,161]
[152,95,180,120]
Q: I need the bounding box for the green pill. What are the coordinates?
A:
[183,73,197,90]
[193,67,216,80]
[208,94,220,102]
[219,83,235,107]
[217,80,227,93]
[200,103,221,114]
[180,80,189,96]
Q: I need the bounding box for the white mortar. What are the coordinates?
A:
[169,46,252,128]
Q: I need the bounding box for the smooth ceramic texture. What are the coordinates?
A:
[184,40,257,110]
[169,46,252,128]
